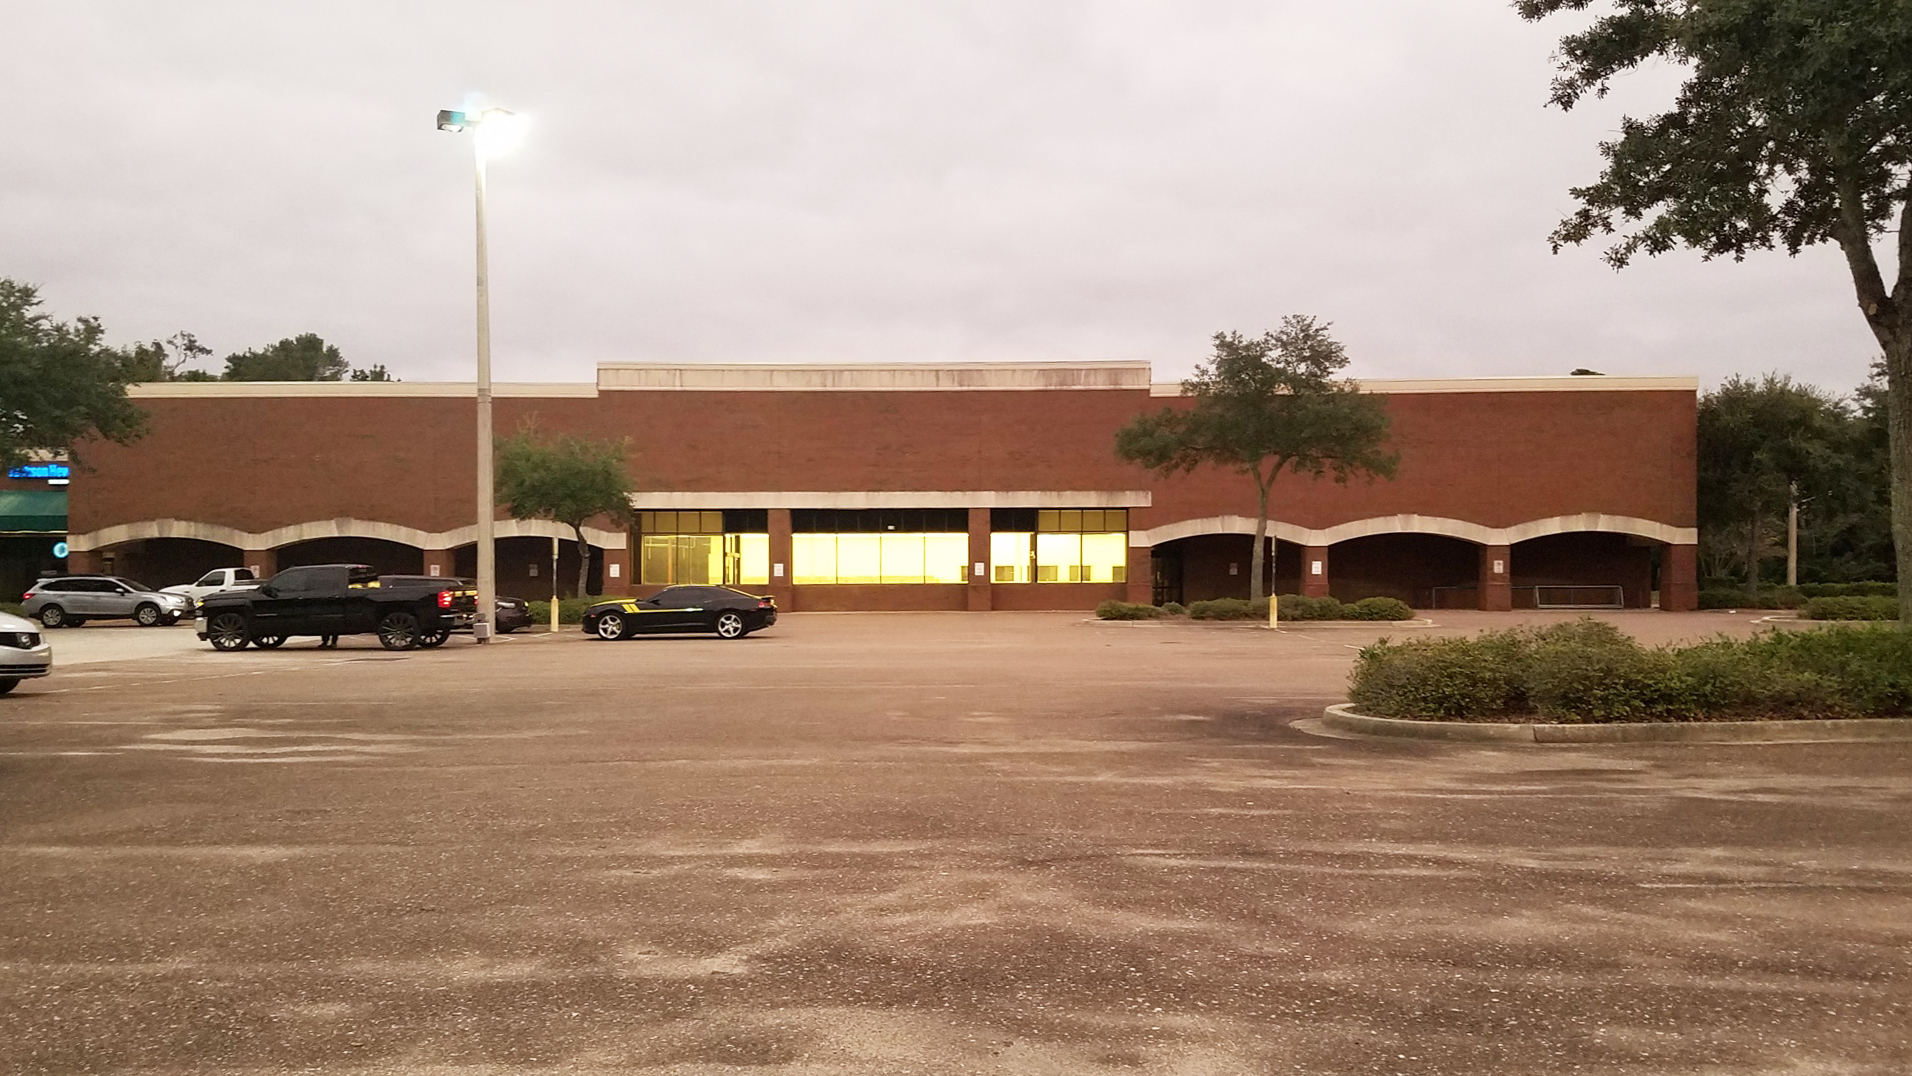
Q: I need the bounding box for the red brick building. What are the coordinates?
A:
[61,362,1699,611]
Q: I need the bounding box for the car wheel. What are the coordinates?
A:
[36,605,65,629]
[378,610,421,651]
[715,611,746,639]
[0,678,17,696]
[161,614,180,626]
[418,629,449,648]
[253,634,286,649]
[134,602,162,627]
[593,613,628,640]
[208,612,250,651]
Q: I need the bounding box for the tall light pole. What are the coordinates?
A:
[436,105,522,643]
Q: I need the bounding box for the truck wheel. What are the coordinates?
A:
[715,611,746,639]
[207,612,250,651]
[134,603,162,627]
[253,635,286,649]
[378,610,421,651]
[418,629,449,648]
[36,605,65,629]
[0,678,18,696]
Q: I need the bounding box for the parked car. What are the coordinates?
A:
[195,564,476,651]
[582,585,777,641]
[22,576,194,628]
[0,608,52,694]
[376,578,532,639]
[159,567,259,607]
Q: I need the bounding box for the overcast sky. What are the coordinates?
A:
[1,2,1886,394]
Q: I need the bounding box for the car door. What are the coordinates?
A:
[638,587,706,633]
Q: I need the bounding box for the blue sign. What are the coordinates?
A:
[8,462,70,480]
[52,541,69,559]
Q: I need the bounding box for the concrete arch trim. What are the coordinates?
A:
[68,518,628,553]
[1131,514,1696,548]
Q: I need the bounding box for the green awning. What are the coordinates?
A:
[0,490,67,534]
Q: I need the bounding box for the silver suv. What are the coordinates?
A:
[22,576,194,628]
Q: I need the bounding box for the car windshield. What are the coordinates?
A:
[116,579,154,593]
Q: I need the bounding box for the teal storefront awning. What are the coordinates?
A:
[0,490,67,534]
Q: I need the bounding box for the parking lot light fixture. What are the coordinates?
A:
[436,103,524,643]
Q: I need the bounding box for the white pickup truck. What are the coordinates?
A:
[160,567,261,607]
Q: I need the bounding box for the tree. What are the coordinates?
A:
[223,333,349,381]
[1517,0,1912,620]
[0,279,147,470]
[1114,317,1397,602]
[495,425,635,599]
[1696,374,1852,590]
[349,364,395,382]
[121,332,215,381]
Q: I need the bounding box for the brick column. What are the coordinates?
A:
[423,548,455,579]
[1126,543,1153,605]
[244,548,278,581]
[768,508,794,612]
[1478,544,1511,611]
[966,508,992,611]
[1662,543,1699,611]
[1301,545,1330,598]
[66,548,101,574]
[601,541,631,597]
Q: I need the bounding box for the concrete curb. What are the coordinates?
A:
[1320,703,1912,745]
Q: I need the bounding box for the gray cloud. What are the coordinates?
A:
[1,1,1883,394]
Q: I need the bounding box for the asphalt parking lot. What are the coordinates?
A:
[1,611,1907,1074]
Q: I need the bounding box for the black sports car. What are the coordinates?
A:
[582,585,777,640]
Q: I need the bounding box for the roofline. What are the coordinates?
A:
[127,367,1699,398]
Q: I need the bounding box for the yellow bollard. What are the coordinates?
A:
[1268,592,1279,630]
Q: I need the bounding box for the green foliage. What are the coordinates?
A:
[120,332,214,381]
[1188,598,1254,620]
[1802,596,1901,621]
[1351,619,1912,723]
[1349,596,1415,621]
[1277,594,1344,619]
[223,333,350,381]
[1114,317,1397,601]
[1160,602,1187,616]
[1,601,25,617]
[1095,600,1163,620]
[1800,581,1898,598]
[523,598,593,625]
[350,364,395,382]
[1517,0,1912,620]
[496,424,635,599]
[1698,586,1806,610]
[0,279,147,469]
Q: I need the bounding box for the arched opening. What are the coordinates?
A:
[276,537,423,576]
[92,537,246,589]
[1149,534,1301,604]
[1509,532,1656,609]
[1327,533,1480,608]
[455,537,602,600]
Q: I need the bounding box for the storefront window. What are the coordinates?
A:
[638,511,767,586]
[992,508,1127,583]
[793,532,966,584]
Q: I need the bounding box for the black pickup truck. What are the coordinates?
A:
[194,563,476,651]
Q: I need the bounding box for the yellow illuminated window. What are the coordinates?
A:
[925,534,968,584]
[1036,533,1082,582]
[729,533,769,585]
[1082,532,1128,583]
[792,534,834,585]
[991,532,1032,583]
[879,533,924,583]
[835,534,881,584]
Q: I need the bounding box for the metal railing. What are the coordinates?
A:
[1517,585,1625,610]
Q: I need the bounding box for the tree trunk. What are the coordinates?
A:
[572,523,591,600]
[1250,473,1271,604]
[1887,336,1912,624]
[1747,505,1761,599]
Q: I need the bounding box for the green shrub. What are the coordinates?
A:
[1348,596,1415,621]
[523,597,597,625]
[1188,598,1254,620]
[1802,596,1900,621]
[1277,594,1344,620]
[1096,600,1162,620]
[1160,602,1187,616]
[1698,586,1805,610]
[0,601,24,618]
[1349,618,1912,722]
[1798,582,1898,599]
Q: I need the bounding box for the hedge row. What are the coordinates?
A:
[1096,595,1414,622]
[524,598,596,625]
[1801,596,1901,621]
[1349,618,1912,723]
[1698,581,1898,610]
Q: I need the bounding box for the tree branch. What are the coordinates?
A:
[1834,174,1895,344]
[1895,184,1912,311]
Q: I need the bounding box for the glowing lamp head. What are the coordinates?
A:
[435,109,468,132]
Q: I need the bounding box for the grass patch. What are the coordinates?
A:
[1349,618,1912,723]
